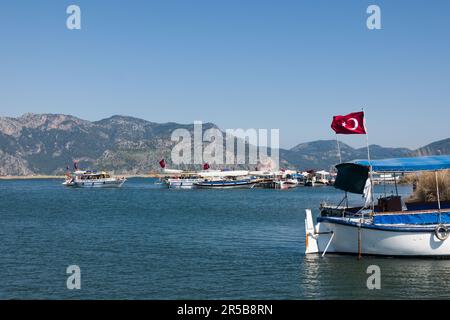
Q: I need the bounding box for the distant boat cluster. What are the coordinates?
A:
[159,168,336,190]
[61,165,337,190]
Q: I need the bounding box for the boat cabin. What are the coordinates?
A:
[74,170,111,180]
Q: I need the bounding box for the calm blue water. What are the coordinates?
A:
[1,178,450,299]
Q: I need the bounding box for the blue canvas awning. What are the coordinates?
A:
[351,155,450,172]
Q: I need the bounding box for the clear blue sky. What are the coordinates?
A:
[0,0,449,149]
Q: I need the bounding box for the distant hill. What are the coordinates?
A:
[0,113,216,175]
[0,113,448,175]
[282,140,412,171]
[414,138,450,157]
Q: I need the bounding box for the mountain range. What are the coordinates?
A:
[0,113,448,176]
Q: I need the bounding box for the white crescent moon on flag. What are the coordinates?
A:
[347,118,359,130]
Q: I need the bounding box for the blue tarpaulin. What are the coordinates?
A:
[351,155,450,172]
[374,211,450,225]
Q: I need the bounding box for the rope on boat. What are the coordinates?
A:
[357,220,362,260]
[321,232,335,257]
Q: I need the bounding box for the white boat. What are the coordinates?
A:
[273,179,298,189]
[63,170,126,188]
[305,155,450,257]
[372,172,401,184]
[160,168,200,189]
[314,170,332,185]
[304,175,316,187]
[165,177,202,189]
[267,170,299,189]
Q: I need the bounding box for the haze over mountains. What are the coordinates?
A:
[0,113,448,176]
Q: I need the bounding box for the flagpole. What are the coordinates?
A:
[335,134,342,164]
[362,107,375,214]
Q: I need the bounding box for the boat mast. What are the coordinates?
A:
[435,170,442,223]
[335,134,349,207]
[362,107,375,214]
[335,134,342,164]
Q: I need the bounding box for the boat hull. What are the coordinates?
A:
[274,181,297,189]
[166,178,201,189]
[305,212,450,257]
[194,180,257,189]
[64,179,126,188]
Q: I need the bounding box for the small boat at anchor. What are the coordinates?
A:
[305,155,450,257]
[63,170,126,188]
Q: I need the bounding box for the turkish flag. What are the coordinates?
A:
[159,159,166,168]
[203,163,210,170]
[331,111,366,134]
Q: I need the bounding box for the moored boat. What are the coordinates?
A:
[273,179,297,189]
[305,155,450,257]
[314,170,333,185]
[160,166,257,189]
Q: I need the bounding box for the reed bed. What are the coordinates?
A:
[407,170,450,202]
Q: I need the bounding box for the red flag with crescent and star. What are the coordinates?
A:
[331,111,366,134]
[159,159,166,168]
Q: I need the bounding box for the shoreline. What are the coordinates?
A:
[0,174,160,180]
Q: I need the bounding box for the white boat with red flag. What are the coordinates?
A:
[158,159,258,189]
[305,155,450,257]
[63,162,126,188]
[305,111,450,257]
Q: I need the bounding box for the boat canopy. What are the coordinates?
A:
[351,155,450,172]
[334,163,369,194]
[199,170,249,178]
[334,155,450,194]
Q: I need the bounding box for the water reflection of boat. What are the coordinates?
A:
[305,155,450,257]
[63,170,126,188]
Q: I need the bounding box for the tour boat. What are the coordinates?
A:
[63,170,126,188]
[305,155,450,257]
[162,168,253,189]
